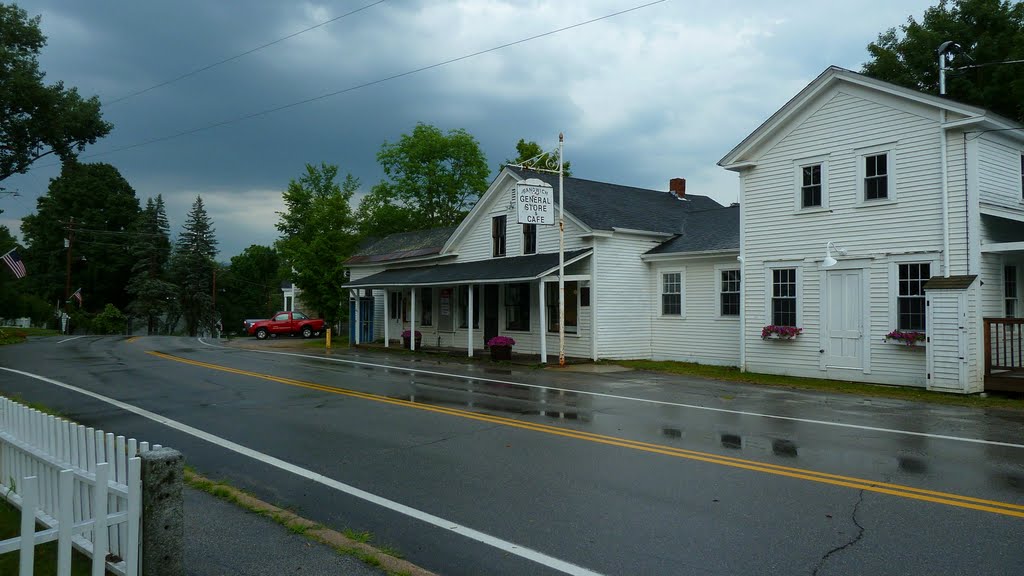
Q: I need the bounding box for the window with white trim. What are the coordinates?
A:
[545,281,578,333]
[661,272,682,316]
[504,283,530,331]
[458,285,480,328]
[801,164,823,208]
[897,263,929,330]
[492,215,506,257]
[1019,154,1023,201]
[864,152,889,200]
[719,269,740,316]
[1006,265,1018,318]
[420,287,433,327]
[771,268,797,327]
[523,223,537,255]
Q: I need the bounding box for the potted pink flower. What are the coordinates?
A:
[401,330,422,349]
[761,325,803,340]
[886,330,925,347]
[486,335,516,361]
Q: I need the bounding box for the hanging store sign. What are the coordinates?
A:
[515,179,554,225]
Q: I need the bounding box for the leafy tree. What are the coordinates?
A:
[170,196,218,336]
[91,303,127,335]
[276,163,360,327]
[220,245,282,333]
[862,0,1024,122]
[20,162,141,311]
[126,195,177,334]
[356,123,490,237]
[503,138,572,177]
[0,4,112,195]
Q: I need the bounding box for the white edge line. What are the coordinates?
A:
[196,338,1024,450]
[0,365,607,576]
[57,335,87,344]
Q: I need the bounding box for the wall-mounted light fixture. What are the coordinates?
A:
[822,241,847,268]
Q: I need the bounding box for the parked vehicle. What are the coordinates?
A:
[247,311,324,339]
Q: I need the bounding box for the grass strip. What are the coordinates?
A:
[183,467,431,576]
[612,359,1023,410]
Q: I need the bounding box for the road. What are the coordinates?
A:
[1,335,1023,575]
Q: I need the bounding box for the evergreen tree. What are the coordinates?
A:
[126,195,176,334]
[171,196,218,336]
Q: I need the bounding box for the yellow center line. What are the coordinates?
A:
[126,336,139,344]
[146,350,1024,518]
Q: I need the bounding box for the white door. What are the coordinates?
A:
[389,291,405,341]
[825,269,863,370]
[926,291,967,391]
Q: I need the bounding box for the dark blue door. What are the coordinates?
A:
[349,297,374,342]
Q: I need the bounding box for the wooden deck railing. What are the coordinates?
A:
[984,317,1024,375]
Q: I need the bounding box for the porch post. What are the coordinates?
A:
[539,279,547,363]
[353,289,361,345]
[467,285,474,357]
[383,289,390,348]
[410,288,417,351]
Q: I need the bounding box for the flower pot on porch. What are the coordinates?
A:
[401,331,422,349]
[490,345,512,361]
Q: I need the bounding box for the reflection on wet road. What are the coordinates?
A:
[147,349,1024,518]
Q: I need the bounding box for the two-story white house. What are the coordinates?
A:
[343,167,740,366]
[719,66,1024,394]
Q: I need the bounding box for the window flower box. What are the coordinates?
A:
[486,336,516,361]
[401,330,422,349]
[885,330,925,347]
[761,325,802,340]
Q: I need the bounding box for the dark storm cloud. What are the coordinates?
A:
[3,0,936,258]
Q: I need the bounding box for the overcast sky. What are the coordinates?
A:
[1,0,937,259]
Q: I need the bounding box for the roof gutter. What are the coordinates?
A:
[640,249,738,262]
[610,227,675,238]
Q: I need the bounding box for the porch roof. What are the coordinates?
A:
[343,249,592,288]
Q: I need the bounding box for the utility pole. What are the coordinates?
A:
[64,216,74,301]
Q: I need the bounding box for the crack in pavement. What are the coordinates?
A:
[812,490,866,576]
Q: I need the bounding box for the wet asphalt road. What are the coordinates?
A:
[1,335,1023,576]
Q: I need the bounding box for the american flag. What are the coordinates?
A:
[71,288,83,306]
[1,249,26,279]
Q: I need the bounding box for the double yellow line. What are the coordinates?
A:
[147,350,1024,519]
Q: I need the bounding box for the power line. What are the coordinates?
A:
[76,0,667,162]
[103,0,388,107]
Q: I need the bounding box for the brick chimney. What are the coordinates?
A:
[669,178,686,199]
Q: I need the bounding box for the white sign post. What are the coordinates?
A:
[515,179,555,225]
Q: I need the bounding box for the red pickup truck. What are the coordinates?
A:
[247,311,324,339]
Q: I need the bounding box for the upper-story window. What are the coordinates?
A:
[492,215,506,257]
[897,263,929,330]
[801,164,822,208]
[864,153,889,200]
[523,223,537,255]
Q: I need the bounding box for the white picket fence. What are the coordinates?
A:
[0,397,153,576]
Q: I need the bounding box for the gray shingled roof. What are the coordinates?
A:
[644,205,739,255]
[343,249,591,288]
[345,226,457,264]
[507,167,723,234]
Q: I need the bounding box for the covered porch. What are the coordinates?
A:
[343,249,595,363]
[980,217,1024,392]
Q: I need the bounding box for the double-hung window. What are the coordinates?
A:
[504,283,530,330]
[1006,265,1018,318]
[801,164,822,208]
[864,153,889,200]
[771,268,797,326]
[661,272,682,316]
[419,287,433,327]
[545,281,578,333]
[897,263,929,330]
[492,215,507,257]
[523,223,537,255]
[458,285,480,328]
[720,269,740,316]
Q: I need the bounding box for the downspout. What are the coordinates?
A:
[940,110,950,277]
[738,172,747,371]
